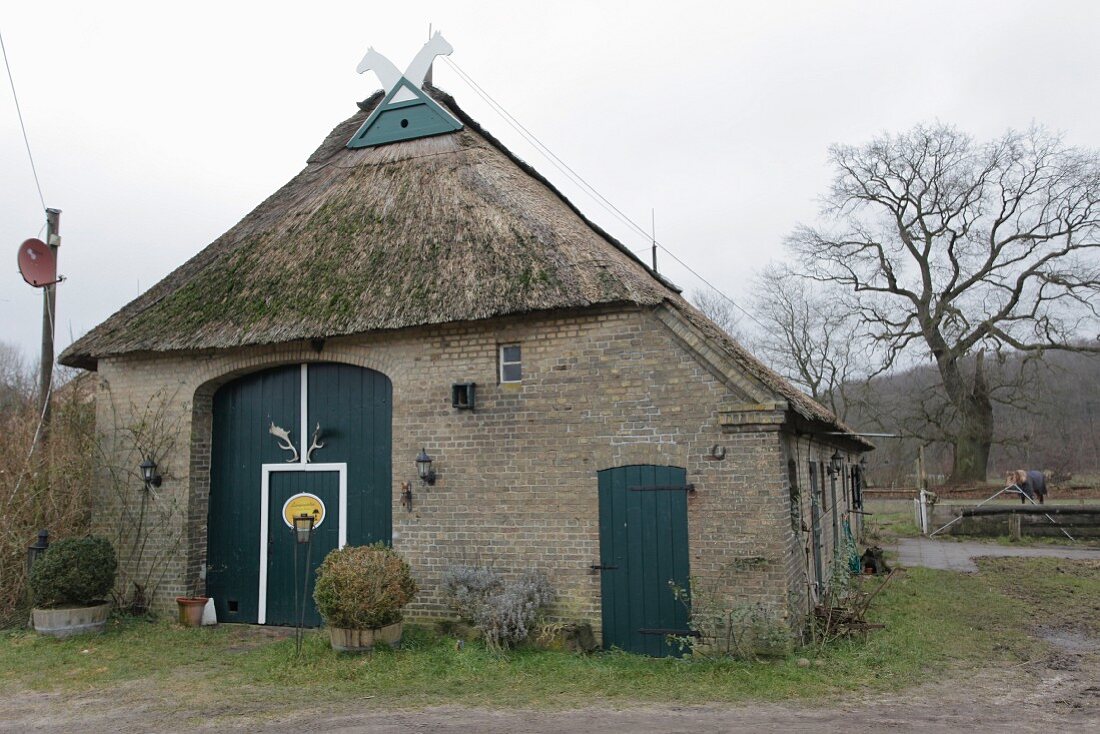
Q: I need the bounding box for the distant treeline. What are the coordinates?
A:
[842,350,1100,487]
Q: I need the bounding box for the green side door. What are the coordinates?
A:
[597,465,691,657]
[264,472,340,627]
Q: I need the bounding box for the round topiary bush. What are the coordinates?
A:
[29,536,117,608]
[313,543,418,629]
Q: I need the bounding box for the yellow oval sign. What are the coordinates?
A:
[282,493,325,530]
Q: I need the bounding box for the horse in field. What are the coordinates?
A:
[1005,469,1048,504]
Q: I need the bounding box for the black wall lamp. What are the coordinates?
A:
[826,450,844,477]
[139,458,162,489]
[416,448,436,485]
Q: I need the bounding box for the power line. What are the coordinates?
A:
[441,57,766,331]
[1,27,47,210]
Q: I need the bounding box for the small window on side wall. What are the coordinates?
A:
[499,344,522,383]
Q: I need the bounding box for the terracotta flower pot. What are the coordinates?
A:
[328,620,403,652]
[32,601,112,638]
[176,597,209,627]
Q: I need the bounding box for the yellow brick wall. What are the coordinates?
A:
[91,304,844,634]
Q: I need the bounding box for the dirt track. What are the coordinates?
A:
[3,549,1098,733]
[2,647,1096,734]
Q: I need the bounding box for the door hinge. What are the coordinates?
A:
[638,628,701,637]
[628,484,695,493]
[589,564,619,572]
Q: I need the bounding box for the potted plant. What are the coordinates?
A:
[29,536,118,638]
[313,543,418,652]
[175,582,209,627]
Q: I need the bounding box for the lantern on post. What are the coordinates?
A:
[26,529,49,576]
[293,513,315,544]
[291,513,316,657]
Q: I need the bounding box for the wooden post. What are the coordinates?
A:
[35,208,61,454]
[918,445,927,491]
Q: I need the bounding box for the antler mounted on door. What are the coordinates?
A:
[306,423,325,463]
[268,422,299,463]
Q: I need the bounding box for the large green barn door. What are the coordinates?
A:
[207,363,392,626]
[207,366,300,624]
[597,465,691,657]
[307,363,391,547]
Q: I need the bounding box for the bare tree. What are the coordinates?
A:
[788,124,1100,481]
[690,289,743,340]
[0,341,33,414]
[751,265,865,422]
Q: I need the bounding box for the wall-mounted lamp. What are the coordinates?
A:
[416,448,436,485]
[139,458,162,489]
[827,450,844,476]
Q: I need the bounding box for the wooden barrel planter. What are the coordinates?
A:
[32,601,112,638]
[329,621,403,652]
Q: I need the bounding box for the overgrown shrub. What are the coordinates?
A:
[29,536,117,608]
[313,544,418,629]
[1,375,95,625]
[441,565,555,650]
[670,566,792,659]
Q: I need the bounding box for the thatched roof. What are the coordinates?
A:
[59,86,864,442]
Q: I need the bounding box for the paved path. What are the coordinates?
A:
[891,537,1100,571]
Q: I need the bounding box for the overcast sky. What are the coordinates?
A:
[3,1,1100,366]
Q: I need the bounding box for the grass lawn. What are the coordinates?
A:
[0,560,1056,710]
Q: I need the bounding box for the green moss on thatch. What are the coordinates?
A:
[61,89,672,366]
[56,86,856,435]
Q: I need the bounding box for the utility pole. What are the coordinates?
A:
[36,208,61,453]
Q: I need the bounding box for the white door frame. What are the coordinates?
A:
[257,462,347,624]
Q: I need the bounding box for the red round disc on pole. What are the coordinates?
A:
[17,238,57,287]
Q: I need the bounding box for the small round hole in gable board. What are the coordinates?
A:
[400,119,409,128]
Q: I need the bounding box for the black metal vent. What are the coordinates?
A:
[452,382,476,410]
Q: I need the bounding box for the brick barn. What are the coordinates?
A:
[60,58,871,655]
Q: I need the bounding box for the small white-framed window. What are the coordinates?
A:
[499,344,522,383]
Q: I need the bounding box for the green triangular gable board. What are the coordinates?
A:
[347,78,463,148]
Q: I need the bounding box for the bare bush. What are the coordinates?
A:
[441,565,555,651]
[0,385,95,626]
